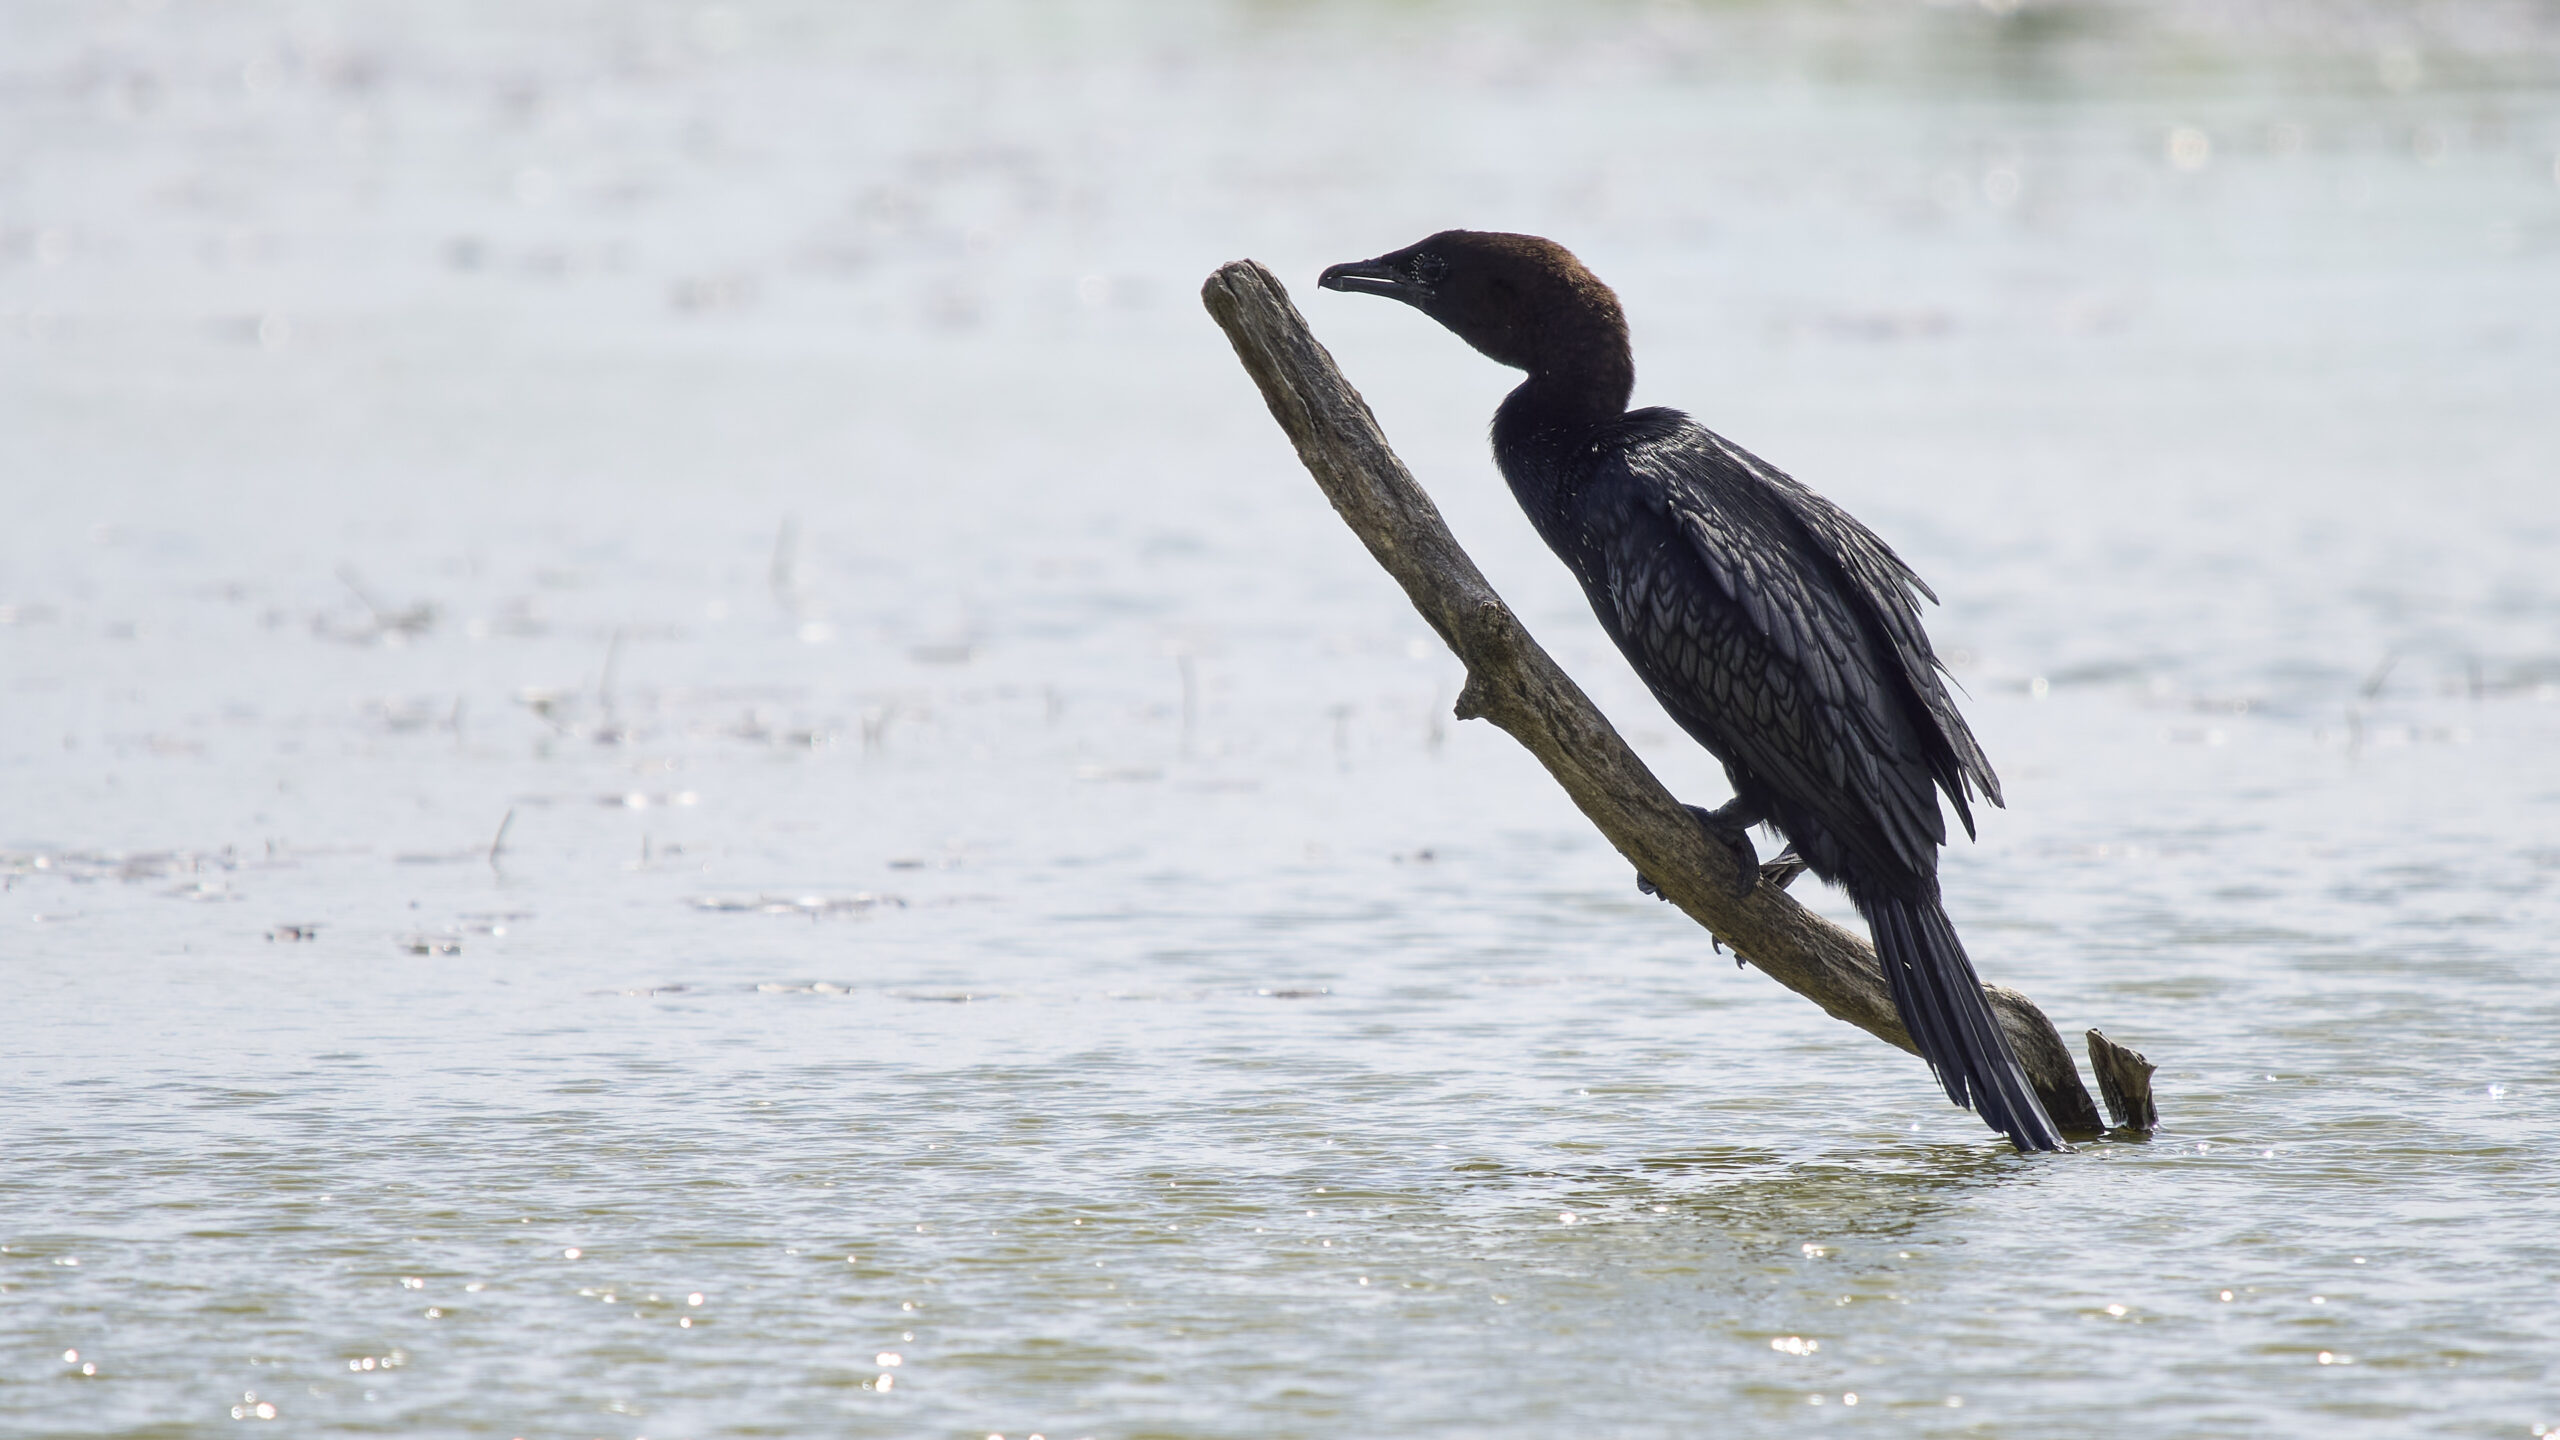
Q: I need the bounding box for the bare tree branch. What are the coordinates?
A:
[1204,257,2156,1140]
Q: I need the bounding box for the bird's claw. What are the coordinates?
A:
[1689,804,1761,897]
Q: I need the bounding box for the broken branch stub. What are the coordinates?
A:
[1204,257,2143,1140]
[2088,1030,2160,1134]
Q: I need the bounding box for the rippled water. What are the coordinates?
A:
[7,2,2560,1436]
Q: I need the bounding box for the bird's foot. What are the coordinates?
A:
[1696,804,1761,896]
[1635,802,1762,899]
[1758,847,1810,892]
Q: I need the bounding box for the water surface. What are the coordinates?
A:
[6,2,2560,1436]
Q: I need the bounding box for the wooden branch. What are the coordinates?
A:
[1203,257,2150,1141]
[2087,1030,2159,1133]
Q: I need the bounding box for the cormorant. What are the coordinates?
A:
[1319,230,2065,1153]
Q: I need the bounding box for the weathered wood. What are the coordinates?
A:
[2088,1030,2159,1134]
[1203,257,2134,1142]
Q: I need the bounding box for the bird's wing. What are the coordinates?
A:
[1743,454,2003,820]
[1600,424,1952,880]
[1623,420,1999,828]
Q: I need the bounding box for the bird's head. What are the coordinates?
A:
[1318,230,1630,399]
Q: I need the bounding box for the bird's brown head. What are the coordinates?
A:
[1319,230,1632,414]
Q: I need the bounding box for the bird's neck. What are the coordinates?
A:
[1492,362,1631,546]
[1499,338,1633,434]
[1495,361,1631,451]
[1489,323,1634,533]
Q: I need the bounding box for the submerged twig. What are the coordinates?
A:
[2359,650,2397,702]
[1177,653,1198,751]
[599,628,627,713]
[771,517,802,612]
[1203,258,2148,1140]
[329,566,436,641]
[337,566,394,620]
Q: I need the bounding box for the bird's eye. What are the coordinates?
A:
[1411,254,1449,286]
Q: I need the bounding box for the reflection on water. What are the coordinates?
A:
[5,1,2559,1436]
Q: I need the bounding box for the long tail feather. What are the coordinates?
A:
[1854,886,2065,1153]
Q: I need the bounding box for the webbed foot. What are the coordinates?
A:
[1758,847,1810,892]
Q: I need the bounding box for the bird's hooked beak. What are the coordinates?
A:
[1318,255,1426,307]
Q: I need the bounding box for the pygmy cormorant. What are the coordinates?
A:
[1319,230,2065,1153]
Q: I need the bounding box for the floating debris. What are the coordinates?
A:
[689,893,904,917]
[454,912,528,937]
[601,791,700,810]
[512,686,652,746]
[266,923,319,942]
[394,850,481,866]
[1074,765,1162,783]
[748,983,996,1004]
[398,934,462,956]
[317,568,437,645]
[5,848,242,883]
[1257,987,1331,999]
[886,853,972,872]
[358,698,451,734]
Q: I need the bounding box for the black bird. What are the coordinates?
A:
[1320,230,2065,1153]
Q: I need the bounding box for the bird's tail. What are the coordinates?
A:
[1856,887,2066,1153]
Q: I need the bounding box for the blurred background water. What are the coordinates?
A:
[5,1,2559,1436]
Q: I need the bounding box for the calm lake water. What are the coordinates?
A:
[7,2,2559,1436]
